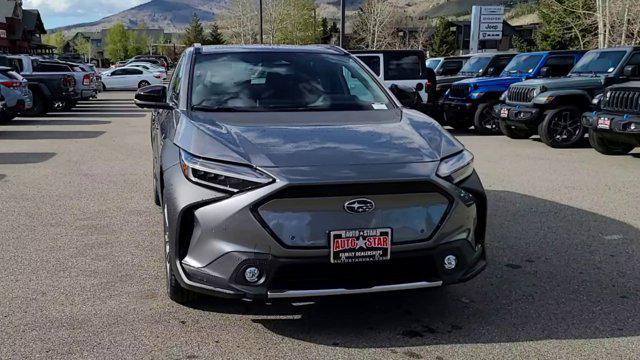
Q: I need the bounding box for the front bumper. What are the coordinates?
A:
[441,98,477,119]
[582,111,640,144]
[162,145,487,300]
[495,103,542,129]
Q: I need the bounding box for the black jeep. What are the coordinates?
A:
[582,80,640,155]
[497,47,640,148]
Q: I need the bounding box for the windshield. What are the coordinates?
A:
[191,52,394,112]
[425,59,442,69]
[460,56,491,74]
[570,51,626,75]
[501,54,544,76]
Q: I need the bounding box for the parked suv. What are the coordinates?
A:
[497,47,640,148]
[0,66,32,122]
[441,51,584,134]
[426,56,470,77]
[582,80,640,155]
[434,52,516,123]
[134,45,487,304]
[352,50,437,111]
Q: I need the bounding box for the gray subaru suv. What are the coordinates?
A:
[135,45,487,304]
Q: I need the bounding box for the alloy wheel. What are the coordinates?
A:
[549,110,582,144]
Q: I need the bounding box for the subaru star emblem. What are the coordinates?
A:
[344,198,375,214]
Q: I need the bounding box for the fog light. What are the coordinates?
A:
[244,267,260,283]
[444,255,457,270]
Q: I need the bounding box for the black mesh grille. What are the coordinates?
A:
[602,89,640,113]
[449,84,470,98]
[507,86,536,103]
[268,255,439,291]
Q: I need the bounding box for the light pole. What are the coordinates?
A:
[259,0,264,44]
[339,0,345,47]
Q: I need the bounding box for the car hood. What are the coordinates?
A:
[512,76,605,90]
[458,75,526,88]
[173,109,463,168]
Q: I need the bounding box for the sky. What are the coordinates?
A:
[23,0,150,29]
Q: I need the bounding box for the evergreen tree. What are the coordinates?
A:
[183,13,206,46]
[429,17,457,57]
[329,21,339,35]
[321,17,329,38]
[205,23,225,45]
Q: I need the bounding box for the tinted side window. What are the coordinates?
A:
[625,53,640,66]
[384,53,424,80]
[357,55,381,76]
[488,56,513,76]
[543,55,576,77]
[111,69,126,76]
[440,60,463,75]
[34,63,71,72]
[169,56,186,103]
[124,68,143,75]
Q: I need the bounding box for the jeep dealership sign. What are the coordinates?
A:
[470,5,504,53]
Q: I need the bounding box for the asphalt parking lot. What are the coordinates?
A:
[1,91,639,359]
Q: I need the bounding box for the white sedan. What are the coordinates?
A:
[100,67,163,90]
[126,62,167,75]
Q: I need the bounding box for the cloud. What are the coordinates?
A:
[23,0,149,18]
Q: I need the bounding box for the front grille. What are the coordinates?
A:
[602,89,640,113]
[268,255,439,291]
[507,86,536,103]
[449,84,470,98]
[254,182,452,248]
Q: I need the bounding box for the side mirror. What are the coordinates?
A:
[389,84,419,108]
[623,65,639,77]
[135,85,172,109]
[539,67,550,77]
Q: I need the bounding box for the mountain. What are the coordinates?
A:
[51,0,534,34]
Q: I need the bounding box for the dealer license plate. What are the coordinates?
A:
[597,117,611,129]
[330,228,392,264]
[500,108,509,118]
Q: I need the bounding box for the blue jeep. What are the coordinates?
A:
[441,50,585,134]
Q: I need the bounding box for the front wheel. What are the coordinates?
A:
[21,91,48,117]
[0,111,17,123]
[473,102,501,135]
[588,129,635,155]
[539,106,586,148]
[163,204,196,304]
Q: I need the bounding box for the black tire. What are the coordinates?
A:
[63,100,77,111]
[22,90,48,117]
[153,174,161,206]
[0,111,17,123]
[101,82,107,91]
[588,129,635,155]
[138,80,151,89]
[499,120,533,139]
[163,204,196,304]
[473,102,501,135]
[538,106,586,148]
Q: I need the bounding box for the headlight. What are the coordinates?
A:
[437,150,474,184]
[592,93,604,105]
[499,91,508,101]
[179,150,273,193]
[470,92,484,99]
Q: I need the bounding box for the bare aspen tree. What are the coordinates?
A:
[219,0,259,44]
[351,0,401,49]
